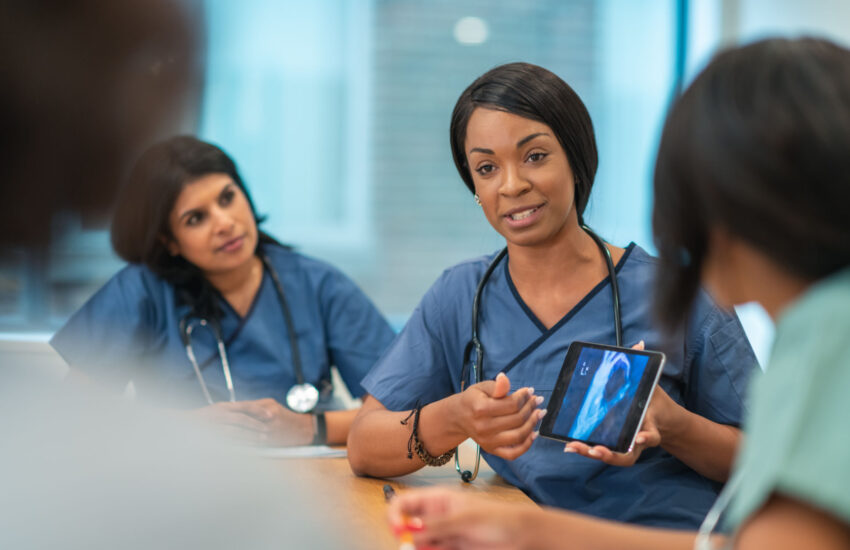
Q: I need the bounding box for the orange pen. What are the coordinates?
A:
[383,484,417,550]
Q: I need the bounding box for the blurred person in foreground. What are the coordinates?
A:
[0,2,341,548]
[387,37,850,550]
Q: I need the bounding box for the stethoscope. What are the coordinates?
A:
[455,225,623,482]
[178,254,320,413]
[693,471,743,549]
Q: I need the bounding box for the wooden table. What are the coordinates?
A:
[283,445,531,549]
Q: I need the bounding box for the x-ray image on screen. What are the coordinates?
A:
[551,348,649,448]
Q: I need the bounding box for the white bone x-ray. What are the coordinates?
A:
[570,350,632,439]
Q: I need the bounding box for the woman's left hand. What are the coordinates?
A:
[564,341,681,467]
[563,407,662,467]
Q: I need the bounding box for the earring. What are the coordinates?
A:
[474,194,482,206]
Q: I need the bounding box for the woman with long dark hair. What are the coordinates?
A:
[52,136,395,445]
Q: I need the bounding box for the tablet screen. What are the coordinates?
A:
[540,341,665,453]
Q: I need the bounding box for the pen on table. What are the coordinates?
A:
[383,484,416,550]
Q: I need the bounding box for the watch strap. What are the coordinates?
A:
[311,412,327,445]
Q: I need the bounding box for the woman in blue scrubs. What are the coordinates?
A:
[348,63,757,528]
[51,136,395,446]
[386,37,850,550]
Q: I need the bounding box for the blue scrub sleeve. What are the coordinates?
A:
[50,267,156,391]
[683,291,758,426]
[318,268,395,398]
[360,277,457,411]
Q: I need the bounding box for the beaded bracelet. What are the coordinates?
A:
[400,404,455,466]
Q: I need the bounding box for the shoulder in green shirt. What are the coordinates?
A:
[726,267,850,530]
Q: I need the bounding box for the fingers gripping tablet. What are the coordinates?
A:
[539,341,665,453]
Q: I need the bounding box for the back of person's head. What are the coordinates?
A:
[653,37,850,328]
[111,135,264,277]
[450,62,598,224]
[0,0,197,248]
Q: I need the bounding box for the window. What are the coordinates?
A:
[2,0,707,333]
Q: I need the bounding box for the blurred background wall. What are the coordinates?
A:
[3,0,849,366]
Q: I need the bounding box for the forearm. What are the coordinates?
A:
[324,409,358,446]
[347,396,466,477]
[525,506,698,550]
[737,495,850,550]
[660,408,740,482]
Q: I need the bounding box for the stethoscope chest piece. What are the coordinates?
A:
[286,383,320,413]
[180,253,319,410]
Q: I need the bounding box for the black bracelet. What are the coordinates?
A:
[400,404,455,466]
[311,412,327,445]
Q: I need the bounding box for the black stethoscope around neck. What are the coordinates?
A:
[455,225,623,482]
[178,253,320,413]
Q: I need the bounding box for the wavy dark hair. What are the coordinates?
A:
[653,37,850,329]
[449,62,598,225]
[111,135,277,319]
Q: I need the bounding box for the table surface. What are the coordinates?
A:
[282,445,531,549]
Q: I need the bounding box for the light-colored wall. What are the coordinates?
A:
[736,0,850,46]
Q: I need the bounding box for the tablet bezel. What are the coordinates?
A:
[539,341,665,453]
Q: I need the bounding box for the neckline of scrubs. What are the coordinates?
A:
[500,242,635,376]
[196,257,271,371]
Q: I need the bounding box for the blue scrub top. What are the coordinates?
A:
[51,243,395,409]
[362,244,757,529]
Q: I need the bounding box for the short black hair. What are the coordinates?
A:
[653,37,850,328]
[449,62,598,224]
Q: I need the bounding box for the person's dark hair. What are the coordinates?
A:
[653,37,850,329]
[0,0,198,248]
[450,62,598,224]
[111,136,274,319]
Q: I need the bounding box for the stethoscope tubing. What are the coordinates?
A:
[693,471,742,550]
[457,226,623,482]
[179,253,309,406]
[263,254,307,386]
[584,226,623,348]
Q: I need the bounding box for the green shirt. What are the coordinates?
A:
[726,267,850,530]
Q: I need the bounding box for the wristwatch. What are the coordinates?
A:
[311,412,327,445]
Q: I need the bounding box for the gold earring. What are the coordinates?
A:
[474,194,482,206]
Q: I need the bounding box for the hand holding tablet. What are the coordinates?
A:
[539,340,667,461]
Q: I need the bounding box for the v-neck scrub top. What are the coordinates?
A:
[51,244,395,409]
[362,244,758,529]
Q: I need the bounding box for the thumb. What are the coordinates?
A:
[635,427,661,448]
[492,372,511,398]
[632,340,645,351]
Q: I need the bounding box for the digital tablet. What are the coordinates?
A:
[539,341,665,453]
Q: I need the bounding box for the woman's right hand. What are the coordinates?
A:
[190,398,314,446]
[189,401,269,443]
[452,372,545,460]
